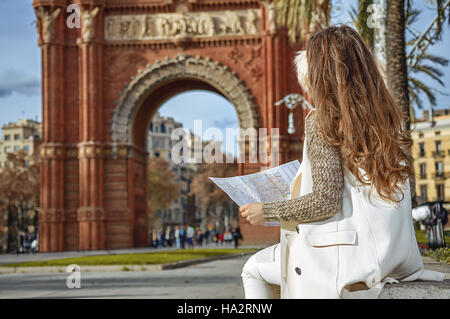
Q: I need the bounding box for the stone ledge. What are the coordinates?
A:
[379,279,450,299]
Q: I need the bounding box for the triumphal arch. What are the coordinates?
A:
[33,0,308,251]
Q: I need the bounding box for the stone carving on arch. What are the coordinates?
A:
[110,54,260,144]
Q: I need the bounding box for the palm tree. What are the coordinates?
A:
[274,0,331,44]
[386,0,411,127]
[350,0,376,51]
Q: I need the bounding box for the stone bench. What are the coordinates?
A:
[380,257,450,299]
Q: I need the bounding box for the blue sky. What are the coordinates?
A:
[0,0,448,142]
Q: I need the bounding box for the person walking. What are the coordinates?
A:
[186,225,195,249]
[179,225,186,249]
[174,225,181,249]
[232,226,242,249]
[152,230,158,249]
[165,226,172,247]
[239,25,445,299]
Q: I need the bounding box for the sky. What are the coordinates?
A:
[0,0,448,143]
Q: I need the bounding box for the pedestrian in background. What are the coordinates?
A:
[186,224,195,249]
[165,226,172,247]
[232,226,243,249]
[174,225,181,249]
[180,225,186,249]
[152,230,158,249]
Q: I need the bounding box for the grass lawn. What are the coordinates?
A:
[2,248,259,268]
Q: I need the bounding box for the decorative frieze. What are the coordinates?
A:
[40,144,66,159]
[77,207,105,221]
[38,208,65,222]
[104,9,261,41]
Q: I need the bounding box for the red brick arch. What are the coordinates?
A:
[110,54,260,145]
[33,0,307,251]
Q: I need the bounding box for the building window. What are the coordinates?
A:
[155,125,159,133]
[435,140,442,153]
[4,147,10,153]
[4,134,10,141]
[436,161,444,177]
[420,185,428,201]
[419,143,425,157]
[161,123,166,133]
[23,145,30,152]
[13,146,20,151]
[14,134,20,140]
[419,163,426,179]
[437,184,445,201]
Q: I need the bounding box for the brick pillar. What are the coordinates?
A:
[35,6,65,252]
[77,6,105,250]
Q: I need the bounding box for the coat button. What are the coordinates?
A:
[295,267,301,275]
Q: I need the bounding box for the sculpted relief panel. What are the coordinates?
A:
[104,9,261,41]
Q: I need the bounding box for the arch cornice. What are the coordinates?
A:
[110,54,260,144]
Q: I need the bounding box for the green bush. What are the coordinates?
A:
[425,247,450,264]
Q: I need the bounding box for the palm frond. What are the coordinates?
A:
[411,64,445,85]
[409,76,438,106]
[418,52,450,66]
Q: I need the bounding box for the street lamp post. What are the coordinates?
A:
[275,93,314,134]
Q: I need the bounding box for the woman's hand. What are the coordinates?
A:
[239,203,265,225]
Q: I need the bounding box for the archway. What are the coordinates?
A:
[112,55,265,247]
[111,54,260,146]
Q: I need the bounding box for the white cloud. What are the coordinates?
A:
[0,67,41,97]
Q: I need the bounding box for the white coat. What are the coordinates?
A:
[279,113,445,299]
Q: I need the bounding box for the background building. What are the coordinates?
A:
[412,108,450,218]
[148,112,198,229]
[0,118,41,253]
[0,118,41,169]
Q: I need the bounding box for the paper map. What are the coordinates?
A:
[209,160,301,226]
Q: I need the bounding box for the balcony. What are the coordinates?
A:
[433,172,446,180]
[432,150,445,158]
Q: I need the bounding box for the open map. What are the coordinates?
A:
[209,160,301,226]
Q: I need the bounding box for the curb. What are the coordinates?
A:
[0,251,255,274]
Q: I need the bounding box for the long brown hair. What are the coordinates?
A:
[305,25,414,203]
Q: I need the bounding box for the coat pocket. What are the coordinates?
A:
[304,230,357,247]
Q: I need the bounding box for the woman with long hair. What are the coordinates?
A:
[239,25,444,299]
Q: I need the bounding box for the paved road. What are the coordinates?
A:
[0,254,250,299]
